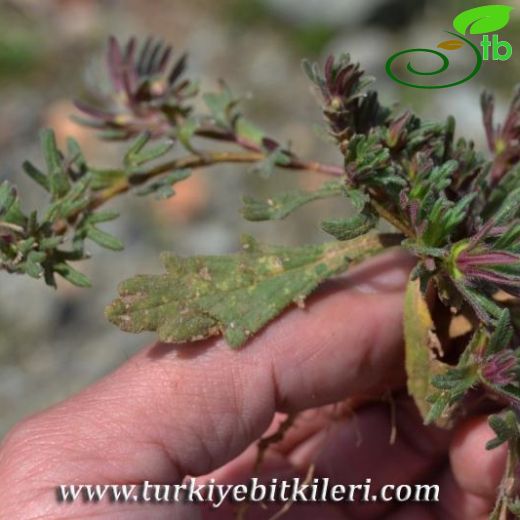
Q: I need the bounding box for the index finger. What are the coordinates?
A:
[0,249,413,516]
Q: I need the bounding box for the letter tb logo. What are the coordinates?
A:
[481,34,513,61]
[386,5,514,89]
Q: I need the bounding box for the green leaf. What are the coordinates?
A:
[136,170,191,199]
[40,128,70,197]
[453,279,503,324]
[178,118,198,149]
[491,187,520,226]
[424,392,451,425]
[203,85,238,129]
[86,211,120,225]
[54,262,92,288]
[44,177,91,221]
[347,188,369,211]
[41,128,61,173]
[321,210,378,241]
[302,58,316,83]
[39,237,63,250]
[508,499,520,516]
[67,137,87,170]
[0,181,17,217]
[23,161,49,191]
[251,146,292,179]
[90,168,127,191]
[241,180,344,221]
[404,276,450,425]
[106,233,390,348]
[86,226,124,251]
[494,223,520,250]
[486,411,518,449]
[14,238,35,255]
[125,132,150,161]
[492,384,520,408]
[488,309,513,354]
[124,133,174,169]
[235,118,265,147]
[133,142,174,168]
[453,5,513,35]
[24,251,46,279]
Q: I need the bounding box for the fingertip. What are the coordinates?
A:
[450,416,506,499]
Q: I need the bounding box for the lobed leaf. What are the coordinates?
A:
[106,233,393,348]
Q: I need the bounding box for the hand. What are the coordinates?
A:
[0,251,505,519]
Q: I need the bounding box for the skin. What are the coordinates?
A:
[0,250,506,519]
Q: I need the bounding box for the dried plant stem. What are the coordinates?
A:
[254,413,298,473]
[236,413,299,520]
[0,221,25,234]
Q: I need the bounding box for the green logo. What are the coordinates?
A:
[386,5,513,89]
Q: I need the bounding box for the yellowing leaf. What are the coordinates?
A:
[437,40,465,51]
[404,277,449,424]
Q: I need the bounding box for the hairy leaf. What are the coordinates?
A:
[86,226,124,251]
[137,170,191,199]
[41,129,70,198]
[0,181,17,217]
[251,144,292,179]
[22,161,50,191]
[106,233,393,348]
[321,210,378,241]
[487,411,519,449]
[235,118,265,147]
[53,262,92,288]
[242,180,344,221]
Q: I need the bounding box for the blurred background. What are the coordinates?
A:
[1,0,519,435]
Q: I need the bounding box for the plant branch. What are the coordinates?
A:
[0,221,25,234]
[89,150,344,211]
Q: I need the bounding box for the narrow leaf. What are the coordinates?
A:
[54,262,92,288]
[40,129,70,197]
[0,181,17,217]
[22,161,49,191]
[136,170,191,199]
[242,180,344,221]
[86,226,124,251]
